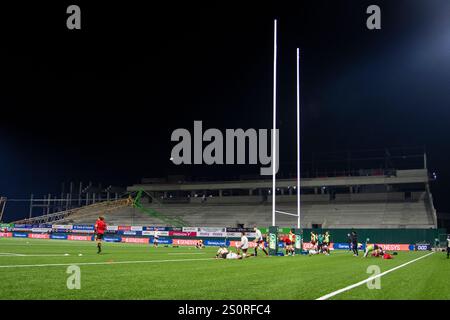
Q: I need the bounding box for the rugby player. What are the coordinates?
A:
[253,227,268,256]
[288,230,296,256]
[196,239,204,249]
[351,231,359,256]
[94,216,107,254]
[324,231,330,247]
[310,232,317,247]
[216,247,243,259]
[237,232,249,257]
[282,234,292,256]
[153,229,159,248]
[317,233,324,253]
[364,244,384,257]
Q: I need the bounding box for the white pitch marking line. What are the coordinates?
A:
[168,252,205,255]
[0,254,71,257]
[316,252,435,300]
[0,257,215,269]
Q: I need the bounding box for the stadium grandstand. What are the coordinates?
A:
[10,148,437,231]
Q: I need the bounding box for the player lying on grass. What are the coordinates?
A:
[215,246,255,259]
[364,244,386,258]
[308,243,330,256]
[196,239,204,249]
[94,216,107,254]
[253,227,268,256]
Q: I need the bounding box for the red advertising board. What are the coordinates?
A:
[28,233,50,239]
[0,232,12,238]
[172,239,199,246]
[118,226,132,231]
[378,244,410,251]
[169,231,197,237]
[68,235,92,241]
[121,237,149,244]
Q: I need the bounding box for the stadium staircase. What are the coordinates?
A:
[13,198,131,225]
[132,190,189,227]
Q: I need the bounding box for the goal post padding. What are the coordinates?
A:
[268,226,278,256]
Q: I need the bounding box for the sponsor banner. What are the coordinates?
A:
[73,225,94,230]
[118,226,131,231]
[150,238,172,245]
[13,224,27,228]
[31,228,52,233]
[302,242,314,250]
[122,231,137,236]
[107,226,119,231]
[377,244,410,251]
[29,233,50,239]
[229,241,258,248]
[333,243,352,250]
[226,227,254,233]
[121,237,149,244]
[72,229,95,234]
[169,227,182,232]
[199,227,226,233]
[52,224,73,230]
[143,226,167,231]
[68,235,93,241]
[197,232,227,237]
[415,243,431,251]
[130,226,143,231]
[172,239,199,246]
[226,232,245,238]
[13,233,28,238]
[0,232,12,238]
[182,227,198,232]
[13,227,32,232]
[204,239,228,247]
[104,236,121,242]
[169,231,197,237]
[142,230,170,236]
[222,231,257,238]
[50,234,68,240]
[0,223,14,228]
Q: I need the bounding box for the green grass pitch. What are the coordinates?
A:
[0,237,449,300]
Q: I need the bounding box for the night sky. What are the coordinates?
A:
[0,1,449,221]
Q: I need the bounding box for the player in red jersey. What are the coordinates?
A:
[94,216,107,254]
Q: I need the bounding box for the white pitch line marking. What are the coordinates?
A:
[0,254,71,257]
[316,252,435,300]
[0,257,215,269]
[168,253,205,255]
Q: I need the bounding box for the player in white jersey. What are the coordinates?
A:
[253,227,268,256]
[215,247,243,260]
[153,230,159,248]
[237,232,249,257]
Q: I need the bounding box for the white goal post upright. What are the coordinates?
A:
[296,48,301,229]
[272,19,277,227]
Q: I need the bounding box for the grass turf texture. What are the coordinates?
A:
[0,238,449,300]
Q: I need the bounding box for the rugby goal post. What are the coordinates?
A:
[271,20,301,229]
[269,21,302,255]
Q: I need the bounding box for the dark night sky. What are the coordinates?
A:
[0,1,449,220]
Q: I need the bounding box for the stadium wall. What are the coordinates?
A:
[260,227,444,244]
[1,223,444,246]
